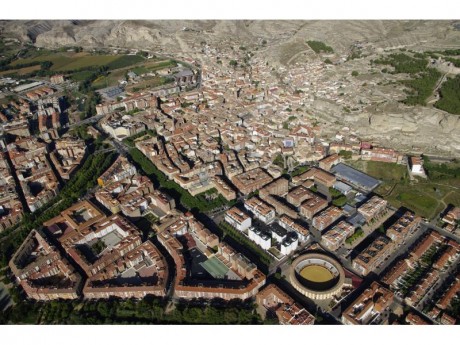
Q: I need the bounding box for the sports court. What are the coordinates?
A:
[200,257,229,279]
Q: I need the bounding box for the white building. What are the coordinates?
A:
[225,207,252,232]
[280,233,299,255]
[271,225,288,243]
[408,156,427,177]
[248,227,271,250]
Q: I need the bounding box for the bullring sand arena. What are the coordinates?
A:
[289,253,345,300]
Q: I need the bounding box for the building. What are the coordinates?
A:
[287,185,316,207]
[42,200,169,299]
[7,138,59,212]
[386,211,421,244]
[50,74,65,84]
[357,196,388,223]
[312,206,343,232]
[271,223,288,243]
[224,207,252,231]
[280,232,299,255]
[248,227,271,250]
[361,147,401,163]
[97,156,137,187]
[9,230,83,300]
[260,194,298,219]
[440,313,456,325]
[319,154,341,171]
[381,259,409,289]
[405,269,439,307]
[255,284,315,325]
[352,236,394,276]
[49,137,87,179]
[442,207,460,225]
[341,282,394,325]
[436,275,460,310]
[300,193,328,220]
[278,215,310,242]
[244,196,276,224]
[230,168,273,195]
[331,163,380,192]
[409,156,426,176]
[406,313,429,325]
[101,113,146,141]
[212,175,236,201]
[321,221,355,251]
[259,177,289,198]
[292,168,336,188]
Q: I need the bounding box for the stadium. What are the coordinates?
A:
[289,252,345,300]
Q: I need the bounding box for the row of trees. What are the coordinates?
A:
[423,156,460,180]
[1,296,262,325]
[129,148,231,213]
[219,221,272,269]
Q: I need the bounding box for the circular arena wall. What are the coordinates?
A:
[289,253,345,300]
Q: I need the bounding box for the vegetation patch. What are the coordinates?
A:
[307,40,334,54]
[373,53,442,106]
[435,75,460,115]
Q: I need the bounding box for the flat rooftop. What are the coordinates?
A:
[331,163,380,191]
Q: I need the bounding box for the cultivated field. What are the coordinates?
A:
[9,52,144,72]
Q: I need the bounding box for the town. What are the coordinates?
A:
[0,28,460,326]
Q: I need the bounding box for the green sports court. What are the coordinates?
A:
[200,257,229,279]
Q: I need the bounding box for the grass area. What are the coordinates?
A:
[131,66,149,75]
[366,161,408,182]
[126,76,175,93]
[347,159,460,219]
[106,55,145,70]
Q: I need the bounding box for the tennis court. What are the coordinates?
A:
[200,257,229,279]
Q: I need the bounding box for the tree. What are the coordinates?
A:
[229,60,238,68]
[351,70,359,77]
[40,61,53,70]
